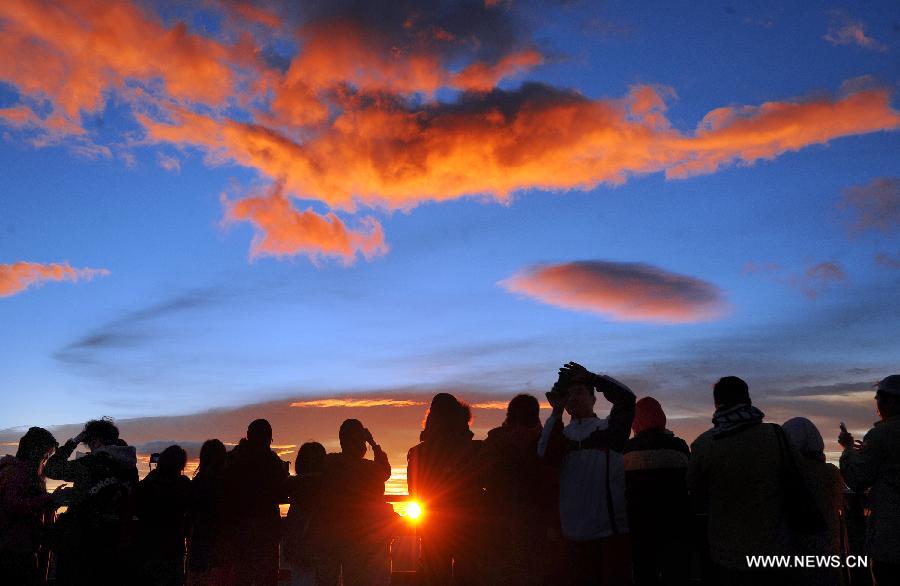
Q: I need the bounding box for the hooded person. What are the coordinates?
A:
[45,417,139,586]
[839,375,900,586]
[782,417,845,586]
[0,427,63,585]
[623,397,691,586]
[480,394,547,586]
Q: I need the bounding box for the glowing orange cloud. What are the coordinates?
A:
[0,0,250,132]
[222,184,388,262]
[2,1,899,265]
[291,399,427,408]
[0,262,110,298]
[142,85,900,214]
[502,261,726,323]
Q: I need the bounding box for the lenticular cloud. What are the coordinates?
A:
[502,261,726,324]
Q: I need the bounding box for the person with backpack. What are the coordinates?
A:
[687,377,819,586]
[0,427,66,585]
[45,417,139,586]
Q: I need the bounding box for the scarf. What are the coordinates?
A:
[712,403,765,437]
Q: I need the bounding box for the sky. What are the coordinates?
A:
[1,0,899,473]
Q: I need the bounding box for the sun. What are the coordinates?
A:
[405,501,422,521]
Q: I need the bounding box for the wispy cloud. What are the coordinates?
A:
[794,261,847,299]
[840,177,900,235]
[501,260,727,323]
[874,253,900,270]
[157,153,181,172]
[0,262,109,298]
[824,11,887,52]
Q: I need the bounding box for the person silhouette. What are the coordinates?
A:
[480,394,547,586]
[45,417,139,586]
[538,362,636,586]
[623,397,691,586]
[186,439,228,586]
[283,441,326,586]
[408,393,484,585]
[0,427,64,585]
[136,445,191,585]
[839,375,900,585]
[222,419,288,586]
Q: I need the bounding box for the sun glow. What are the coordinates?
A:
[405,501,422,521]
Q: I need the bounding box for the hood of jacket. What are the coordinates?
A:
[93,444,138,468]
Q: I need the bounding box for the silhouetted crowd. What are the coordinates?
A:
[1,363,899,586]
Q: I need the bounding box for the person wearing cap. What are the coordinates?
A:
[623,397,691,586]
[839,375,900,586]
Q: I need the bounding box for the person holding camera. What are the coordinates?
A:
[314,418,393,585]
[839,375,900,586]
[537,362,636,585]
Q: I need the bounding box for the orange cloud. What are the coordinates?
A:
[0,0,249,133]
[222,184,388,262]
[142,85,900,214]
[501,261,727,323]
[290,399,427,408]
[2,1,899,266]
[0,262,110,298]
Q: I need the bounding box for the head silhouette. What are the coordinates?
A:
[782,417,825,463]
[421,393,472,441]
[296,442,326,475]
[339,419,367,458]
[713,376,751,410]
[876,375,900,420]
[197,439,227,477]
[83,418,119,450]
[633,397,667,435]
[16,427,58,473]
[247,419,273,446]
[157,445,188,476]
[505,394,541,428]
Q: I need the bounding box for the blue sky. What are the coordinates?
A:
[1,1,898,460]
